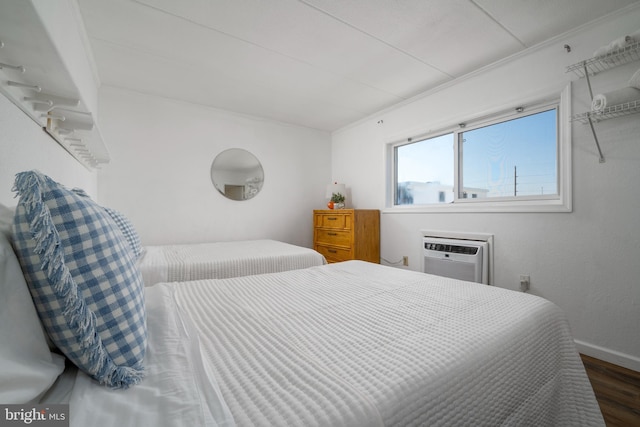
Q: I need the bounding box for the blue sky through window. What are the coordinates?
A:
[396,133,454,183]
[462,109,557,197]
[395,108,557,203]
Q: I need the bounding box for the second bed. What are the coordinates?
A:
[137,239,326,286]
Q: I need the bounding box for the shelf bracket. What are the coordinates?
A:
[583,61,594,100]
[587,115,605,163]
[583,61,605,163]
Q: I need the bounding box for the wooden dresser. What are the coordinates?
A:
[313,209,380,263]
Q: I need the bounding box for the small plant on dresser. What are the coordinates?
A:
[330,192,346,209]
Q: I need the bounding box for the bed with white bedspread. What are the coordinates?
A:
[3,172,602,425]
[137,239,326,286]
[68,261,604,427]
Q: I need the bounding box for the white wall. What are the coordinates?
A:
[0,94,97,207]
[96,86,331,247]
[331,8,640,370]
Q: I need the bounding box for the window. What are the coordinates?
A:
[460,108,557,199]
[395,133,453,205]
[388,88,571,213]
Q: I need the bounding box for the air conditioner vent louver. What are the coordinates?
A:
[424,242,479,255]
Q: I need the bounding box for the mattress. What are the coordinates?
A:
[67,261,604,426]
[137,239,326,286]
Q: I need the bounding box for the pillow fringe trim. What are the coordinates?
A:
[13,171,144,389]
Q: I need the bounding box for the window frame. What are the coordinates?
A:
[385,85,572,213]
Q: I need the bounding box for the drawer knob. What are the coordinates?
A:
[328,232,337,236]
[328,249,337,253]
[328,217,338,221]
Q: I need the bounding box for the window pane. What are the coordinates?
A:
[460,109,557,199]
[395,133,454,205]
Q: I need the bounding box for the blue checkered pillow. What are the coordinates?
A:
[71,188,142,259]
[104,207,143,259]
[11,171,146,389]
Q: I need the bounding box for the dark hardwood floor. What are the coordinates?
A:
[581,354,640,427]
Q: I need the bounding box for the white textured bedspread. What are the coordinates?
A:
[174,261,604,427]
[138,240,326,286]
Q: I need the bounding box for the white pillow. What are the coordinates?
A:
[0,204,65,403]
[0,203,14,238]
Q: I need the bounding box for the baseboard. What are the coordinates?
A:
[575,340,640,372]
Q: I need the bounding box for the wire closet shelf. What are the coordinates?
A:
[566,40,640,124]
[564,40,640,162]
[567,40,640,123]
[571,99,640,124]
[566,40,640,78]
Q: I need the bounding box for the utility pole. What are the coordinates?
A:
[514,166,517,196]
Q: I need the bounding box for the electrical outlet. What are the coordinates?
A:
[403,256,409,266]
[519,275,530,292]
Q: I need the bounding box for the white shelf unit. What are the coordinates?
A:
[565,40,640,163]
[0,1,109,169]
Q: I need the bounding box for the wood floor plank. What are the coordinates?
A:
[581,354,640,427]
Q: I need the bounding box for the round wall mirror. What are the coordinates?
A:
[210,148,264,201]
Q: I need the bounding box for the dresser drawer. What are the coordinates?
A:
[315,229,351,247]
[315,245,351,262]
[315,213,350,229]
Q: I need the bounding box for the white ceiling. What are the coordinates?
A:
[77,0,640,131]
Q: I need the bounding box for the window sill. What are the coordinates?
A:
[383,197,572,214]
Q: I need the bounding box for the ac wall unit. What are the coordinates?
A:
[423,237,488,284]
